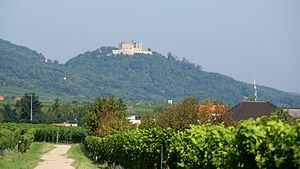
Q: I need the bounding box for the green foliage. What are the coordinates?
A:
[0,142,53,169]
[167,124,236,169]
[54,102,84,123]
[0,129,19,154]
[34,125,87,143]
[18,128,36,153]
[15,93,44,123]
[83,97,131,137]
[140,97,230,130]
[84,128,175,168]
[271,109,294,123]
[0,123,88,151]
[231,118,300,168]
[84,116,300,169]
[0,96,87,124]
[158,97,199,130]
[67,144,100,169]
[1,39,300,106]
[0,125,35,154]
[2,102,18,122]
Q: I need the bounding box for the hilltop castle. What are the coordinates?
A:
[112,41,152,55]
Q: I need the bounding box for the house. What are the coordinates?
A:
[53,122,78,127]
[127,114,141,124]
[196,102,226,123]
[284,109,300,119]
[126,105,135,114]
[227,101,277,122]
[197,104,226,114]
[0,96,4,101]
[14,96,21,101]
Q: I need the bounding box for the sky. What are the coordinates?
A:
[0,0,300,93]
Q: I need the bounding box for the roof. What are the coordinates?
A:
[284,109,300,119]
[227,101,277,121]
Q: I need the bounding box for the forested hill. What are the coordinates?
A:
[1,38,300,106]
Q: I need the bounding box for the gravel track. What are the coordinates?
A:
[34,144,74,169]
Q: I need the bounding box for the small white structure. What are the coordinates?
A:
[127,114,141,124]
[168,100,173,104]
[112,41,152,55]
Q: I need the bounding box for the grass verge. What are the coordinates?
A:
[0,142,53,169]
[67,144,102,169]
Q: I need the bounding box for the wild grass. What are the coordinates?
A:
[67,144,103,169]
[0,142,53,169]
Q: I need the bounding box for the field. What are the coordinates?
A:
[132,102,167,116]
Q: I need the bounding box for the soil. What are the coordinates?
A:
[34,144,74,169]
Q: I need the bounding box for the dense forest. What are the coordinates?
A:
[1,38,300,106]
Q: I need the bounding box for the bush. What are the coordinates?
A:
[18,128,36,153]
[0,129,19,154]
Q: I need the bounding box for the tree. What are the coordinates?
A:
[0,109,3,122]
[159,96,199,130]
[44,98,61,123]
[52,98,60,115]
[83,96,131,137]
[271,109,293,124]
[3,102,18,122]
[16,93,44,123]
[196,98,232,125]
[139,112,159,129]
[167,52,175,60]
[58,103,80,123]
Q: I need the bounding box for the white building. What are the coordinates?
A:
[127,114,141,124]
[112,41,152,55]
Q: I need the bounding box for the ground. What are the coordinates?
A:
[34,144,74,169]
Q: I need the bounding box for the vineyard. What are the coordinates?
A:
[0,123,87,155]
[1,117,300,168]
[84,117,300,169]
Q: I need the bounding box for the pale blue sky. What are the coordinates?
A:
[0,0,299,93]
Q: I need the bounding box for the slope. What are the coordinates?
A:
[1,39,300,106]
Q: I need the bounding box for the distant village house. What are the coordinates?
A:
[284,109,300,119]
[227,101,277,122]
[14,96,21,101]
[53,122,78,127]
[127,114,141,124]
[0,96,4,101]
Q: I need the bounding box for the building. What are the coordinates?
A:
[284,109,300,119]
[126,105,135,114]
[127,114,141,124]
[0,96,4,101]
[198,104,226,114]
[227,101,277,122]
[53,122,78,127]
[14,96,21,101]
[112,41,153,55]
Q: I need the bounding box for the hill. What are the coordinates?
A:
[1,38,300,106]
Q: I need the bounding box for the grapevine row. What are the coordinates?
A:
[84,117,300,169]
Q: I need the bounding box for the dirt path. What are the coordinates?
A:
[34,144,75,169]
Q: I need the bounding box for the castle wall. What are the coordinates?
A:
[112,41,152,55]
